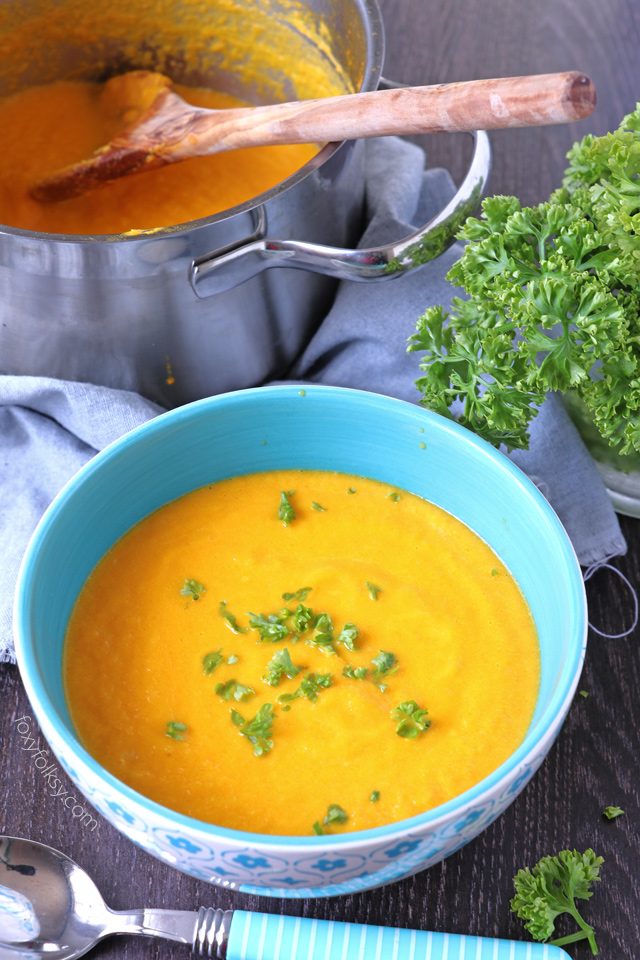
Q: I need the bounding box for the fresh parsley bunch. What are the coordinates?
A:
[409,104,640,454]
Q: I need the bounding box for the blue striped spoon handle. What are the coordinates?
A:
[193,908,571,960]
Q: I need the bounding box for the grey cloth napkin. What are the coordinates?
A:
[0,138,625,663]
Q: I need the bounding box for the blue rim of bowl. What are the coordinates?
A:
[13,385,588,849]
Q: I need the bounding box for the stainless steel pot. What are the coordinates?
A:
[0,0,490,408]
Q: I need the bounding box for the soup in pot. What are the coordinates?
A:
[0,80,320,234]
[0,0,355,233]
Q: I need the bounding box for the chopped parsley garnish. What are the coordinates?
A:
[366,581,382,600]
[313,803,349,835]
[300,672,333,701]
[392,700,431,738]
[219,601,246,634]
[343,664,368,680]
[263,648,301,687]
[165,721,188,741]
[311,501,327,512]
[490,568,499,577]
[292,603,315,634]
[347,487,357,494]
[307,613,337,655]
[282,586,312,602]
[248,610,290,642]
[215,679,255,702]
[603,805,624,820]
[370,790,380,803]
[227,654,239,665]
[337,622,359,651]
[202,649,224,675]
[278,490,296,526]
[277,672,333,707]
[387,491,401,502]
[579,690,589,698]
[181,578,206,601]
[371,650,398,684]
[231,703,274,757]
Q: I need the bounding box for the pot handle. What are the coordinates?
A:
[190,109,490,299]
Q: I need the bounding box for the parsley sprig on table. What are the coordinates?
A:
[511,849,603,955]
[409,104,640,456]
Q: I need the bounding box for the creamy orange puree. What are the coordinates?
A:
[0,80,318,234]
[64,470,539,836]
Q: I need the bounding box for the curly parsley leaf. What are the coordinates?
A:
[202,649,224,675]
[181,578,206,601]
[313,803,349,834]
[343,664,369,681]
[215,679,255,702]
[391,700,431,738]
[231,703,275,757]
[511,849,603,955]
[277,672,333,707]
[372,649,397,677]
[337,622,359,651]
[282,586,312,602]
[278,490,296,526]
[263,648,302,687]
[219,601,246,634]
[292,602,315,635]
[366,581,382,601]
[307,613,337,655]
[409,104,640,457]
[248,610,290,643]
[165,721,188,741]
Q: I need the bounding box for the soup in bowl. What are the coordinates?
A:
[14,386,587,897]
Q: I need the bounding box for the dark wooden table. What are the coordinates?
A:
[2,0,639,955]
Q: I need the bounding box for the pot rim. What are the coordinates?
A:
[0,0,385,245]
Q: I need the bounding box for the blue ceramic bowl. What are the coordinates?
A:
[14,386,587,897]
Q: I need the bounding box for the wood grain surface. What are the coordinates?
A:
[2,0,640,956]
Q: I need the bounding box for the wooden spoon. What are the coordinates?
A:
[31,70,595,203]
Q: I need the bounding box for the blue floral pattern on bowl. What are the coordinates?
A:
[14,386,588,897]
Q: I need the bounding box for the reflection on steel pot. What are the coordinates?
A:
[0,0,490,408]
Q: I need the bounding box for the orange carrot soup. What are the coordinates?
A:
[0,80,319,235]
[64,470,540,836]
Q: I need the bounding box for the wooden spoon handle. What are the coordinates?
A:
[195,71,595,155]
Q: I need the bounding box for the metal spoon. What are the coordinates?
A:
[31,69,596,203]
[0,836,567,959]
